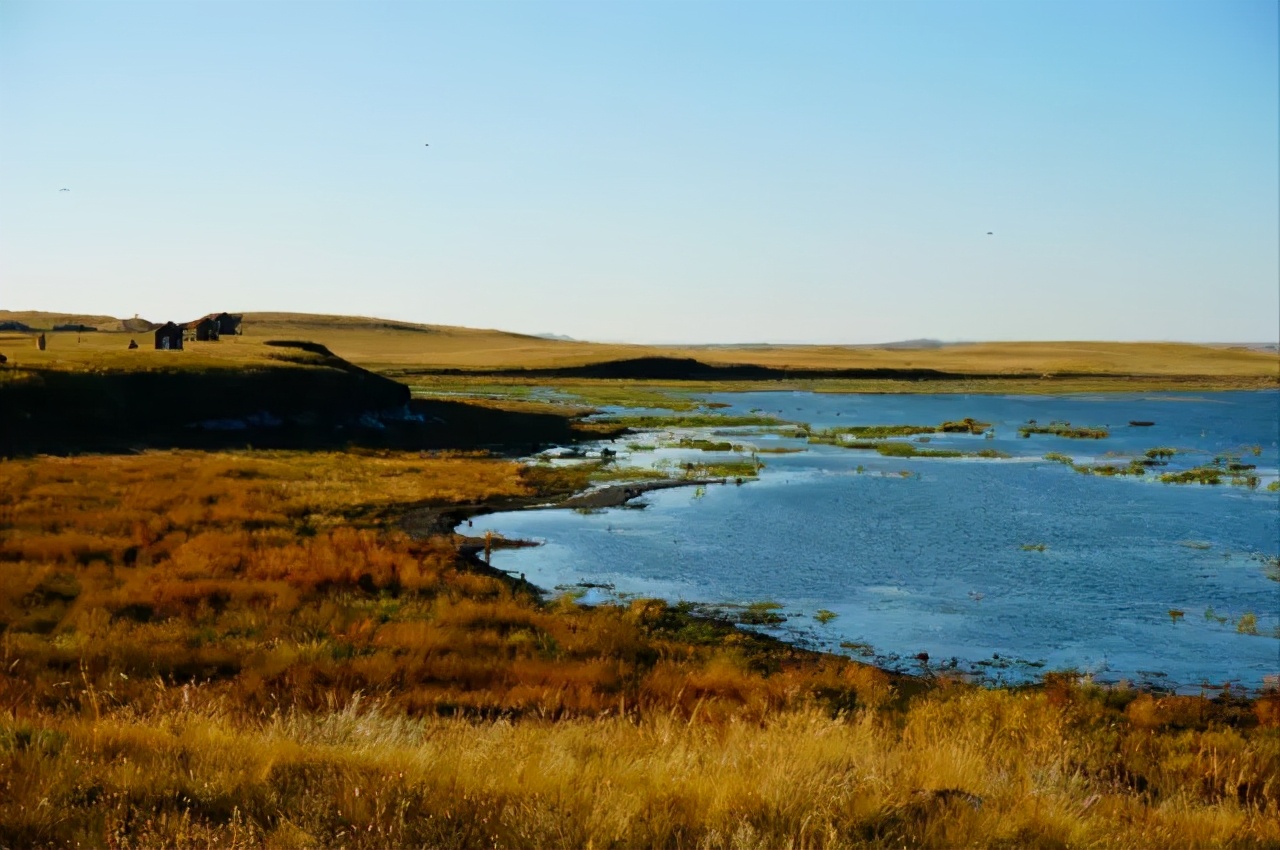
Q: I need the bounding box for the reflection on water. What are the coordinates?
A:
[468,391,1280,691]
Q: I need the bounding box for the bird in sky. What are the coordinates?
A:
[986,231,993,235]
[60,188,69,192]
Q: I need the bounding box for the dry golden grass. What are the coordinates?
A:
[0,328,303,375]
[241,315,1280,379]
[0,450,875,728]
[0,310,127,330]
[4,311,1276,381]
[2,449,1279,847]
[3,686,1278,848]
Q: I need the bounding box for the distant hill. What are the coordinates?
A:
[121,317,157,332]
[0,311,139,332]
[2,310,1276,383]
[240,312,442,334]
[874,338,948,350]
[1205,342,1280,353]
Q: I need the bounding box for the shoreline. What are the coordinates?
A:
[402,373,1280,398]
[398,392,1278,698]
[400,477,1122,698]
[393,474,944,690]
[402,475,734,584]
[399,475,732,539]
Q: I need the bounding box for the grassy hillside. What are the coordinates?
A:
[0,333,608,456]
[0,310,135,332]
[6,311,1275,380]
[0,338,408,455]
[238,313,1280,379]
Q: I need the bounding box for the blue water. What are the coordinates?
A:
[468,391,1280,691]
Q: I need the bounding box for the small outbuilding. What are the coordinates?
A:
[185,317,220,342]
[154,322,183,350]
[209,312,243,336]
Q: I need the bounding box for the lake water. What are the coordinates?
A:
[466,391,1280,691]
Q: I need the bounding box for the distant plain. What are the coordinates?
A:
[2,311,1276,390]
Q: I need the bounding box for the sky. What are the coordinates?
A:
[1,1,1276,344]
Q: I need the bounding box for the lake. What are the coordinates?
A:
[466,390,1280,691]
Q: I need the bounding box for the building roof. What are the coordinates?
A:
[182,313,241,328]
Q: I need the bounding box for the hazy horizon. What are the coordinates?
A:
[2,1,1277,345]
[5,306,1278,350]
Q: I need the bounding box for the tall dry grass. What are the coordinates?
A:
[3,688,1278,848]
[1,449,1278,847]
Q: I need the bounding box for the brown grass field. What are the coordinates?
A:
[1,450,1278,848]
[3,310,1276,383]
[2,311,1279,847]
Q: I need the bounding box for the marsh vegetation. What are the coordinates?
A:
[1019,421,1110,439]
[2,451,1279,847]
[477,388,1279,692]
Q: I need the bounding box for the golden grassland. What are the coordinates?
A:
[2,450,1279,848]
[3,311,1276,384]
[0,329,313,377]
[242,315,1280,381]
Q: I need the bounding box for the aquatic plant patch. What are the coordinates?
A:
[807,419,992,446]
[1018,421,1110,439]
[673,437,740,452]
[1160,456,1262,488]
[605,413,783,429]
[939,417,992,433]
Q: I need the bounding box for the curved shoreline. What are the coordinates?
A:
[398,475,1016,695]
[399,475,732,538]
[399,475,738,593]
[399,397,1278,697]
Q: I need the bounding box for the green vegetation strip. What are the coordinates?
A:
[673,438,740,452]
[1044,451,1265,489]
[806,418,992,446]
[606,414,782,429]
[1019,421,1109,439]
[819,440,1009,460]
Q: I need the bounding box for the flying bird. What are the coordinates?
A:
[60,188,69,192]
[986,231,993,235]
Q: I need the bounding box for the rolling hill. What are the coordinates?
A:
[1,310,1276,381]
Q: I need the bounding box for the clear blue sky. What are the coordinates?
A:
[2,1,1276,344]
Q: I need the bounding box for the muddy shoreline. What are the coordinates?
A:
[399,476,733,587]
[400,476,731,539]
[397,466,1234,697]
[397,473,938,694]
